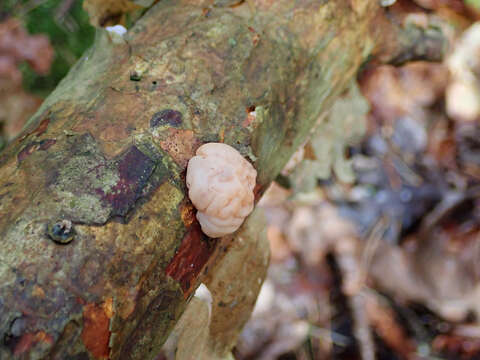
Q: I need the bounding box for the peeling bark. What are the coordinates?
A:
[0,1,445,359]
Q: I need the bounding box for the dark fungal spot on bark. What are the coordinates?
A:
[150,109,182,128]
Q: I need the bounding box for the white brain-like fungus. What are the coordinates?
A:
[186,142,257,238]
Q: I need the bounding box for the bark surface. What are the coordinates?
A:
[0,1,439,359]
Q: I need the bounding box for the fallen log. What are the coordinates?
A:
[0,0,445,359]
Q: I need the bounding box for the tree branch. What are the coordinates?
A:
[0,1,445,359]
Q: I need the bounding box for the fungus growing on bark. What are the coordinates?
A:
[186,143,257,238]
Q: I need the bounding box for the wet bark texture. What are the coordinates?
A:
[0,0,443,359]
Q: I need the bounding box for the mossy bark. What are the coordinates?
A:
[0,1,442,359]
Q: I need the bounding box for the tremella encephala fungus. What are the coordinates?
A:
[186,143,257,238]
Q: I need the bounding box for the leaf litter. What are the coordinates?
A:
[236,13,480,360]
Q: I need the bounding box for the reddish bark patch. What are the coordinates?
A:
[165,222,216,296]
[253,182,263,201]
[19,117,50,141]
[13,331,53,356]
[96,146,155,216]
[17,139,56,162]
[159,129,200,168]
[81,300,112,359]
[33,117,50,137]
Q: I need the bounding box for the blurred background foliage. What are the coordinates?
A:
[0,0,94,97]
[466,0,480,9]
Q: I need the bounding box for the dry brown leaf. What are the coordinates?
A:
[365,292,416,357]
[0,90,42,141]
[360,62,448,129]
[446,23,480,122]
[0,19,53,140]
[0,19,53,82]
[83,0,144,27]
[370,228,480,322]
[267,225,291,262]
[290,82,368,191]
[432,334,480,358]
[413,0,466,13]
